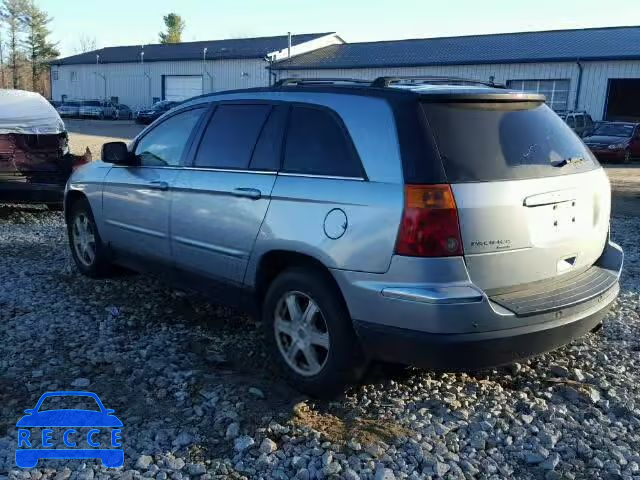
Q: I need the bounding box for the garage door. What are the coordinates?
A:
[164,75,203,101]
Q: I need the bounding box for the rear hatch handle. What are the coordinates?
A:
[523,189,578,207]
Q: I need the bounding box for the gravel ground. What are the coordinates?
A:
[0,205,639,480]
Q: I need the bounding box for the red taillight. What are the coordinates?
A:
[395,184,463,257]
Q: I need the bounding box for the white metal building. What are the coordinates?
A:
[50,27,640,121]
[273,26,640,121]
[50,33,343,111]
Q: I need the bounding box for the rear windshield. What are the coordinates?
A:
[422,101,598,182]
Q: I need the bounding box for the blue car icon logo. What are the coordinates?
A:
[16,391,123,468]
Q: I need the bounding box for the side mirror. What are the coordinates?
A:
[102,141,131,165]
[104,409,115,414]
[24,409,34,414]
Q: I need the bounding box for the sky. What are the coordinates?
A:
[38,0,640,57]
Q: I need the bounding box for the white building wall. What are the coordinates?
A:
[51,58,270,110]
[276,60,640,120]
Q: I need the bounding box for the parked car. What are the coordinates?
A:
[134,100,179,124]
[56,100,82,118]
[583,121,640,163]
[560,111,594,137]
[113,103,133,120]
[0,90,90,209]
[65,77,623,397]
[79,100,117,120]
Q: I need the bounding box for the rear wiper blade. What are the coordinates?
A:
[552,157,585,168]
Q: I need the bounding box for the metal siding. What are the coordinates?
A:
[276,60,640,120]
[579,61,640,119]
[52,58,270,110]
[50,58,640,121]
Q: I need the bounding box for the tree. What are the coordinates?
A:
[75,34,96,54]
[1,0,27,89]
[22,0,57,92]
[158,13,185,44]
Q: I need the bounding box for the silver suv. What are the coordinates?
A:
[64,77,623,396]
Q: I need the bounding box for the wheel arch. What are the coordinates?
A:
[253,250,348,315]
[64,189,89,223]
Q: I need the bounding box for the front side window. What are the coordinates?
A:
[134,107,205,167]
[283,106,362,177]
[194,104,272,169]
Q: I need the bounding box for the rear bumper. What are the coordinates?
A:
[334,239,623,369]
[0,181,65,204]
[355,281,617,369]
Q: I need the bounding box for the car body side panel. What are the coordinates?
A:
[65,161,112,231]
[171,169,277,285]
[245,177,404,285]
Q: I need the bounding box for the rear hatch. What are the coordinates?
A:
[421,95,610,292]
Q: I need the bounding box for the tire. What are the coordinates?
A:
[262,267,367,397]
[67,197,113,278]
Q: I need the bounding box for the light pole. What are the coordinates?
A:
[203,47,208,93]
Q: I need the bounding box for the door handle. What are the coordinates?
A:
[232,187,262,200]
[148,180,169,191]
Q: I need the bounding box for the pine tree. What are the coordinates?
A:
[158,13,185,44]
[1,0,27,89]
[22,0,57,92]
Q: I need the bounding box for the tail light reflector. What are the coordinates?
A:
[395,184,463,257]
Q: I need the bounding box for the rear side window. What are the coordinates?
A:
[422,101,598,182]
[195,104,271,169]
[283,106,362,177]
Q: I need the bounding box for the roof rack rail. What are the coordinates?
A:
[274,77,372,87]
[371,75,505,89]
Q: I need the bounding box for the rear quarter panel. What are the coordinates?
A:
[245,177,404,286]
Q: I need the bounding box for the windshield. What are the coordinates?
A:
[422,101,598,182]
[591,123,635,137]
[82,101,101,107]
[37,395,101,412]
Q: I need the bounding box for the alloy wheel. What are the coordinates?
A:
[274,291,330,376]
[72,213,96,267]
